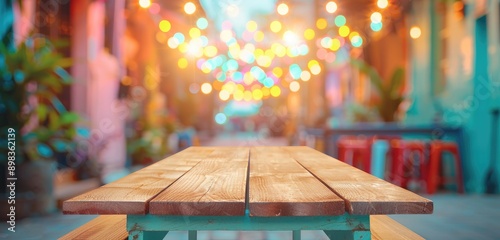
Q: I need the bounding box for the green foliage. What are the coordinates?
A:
[351,59,405,122]
[0,37,81,162]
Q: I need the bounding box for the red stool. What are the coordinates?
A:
[337,136,371,172]
[427,141,464,194]
[389,140,427,189]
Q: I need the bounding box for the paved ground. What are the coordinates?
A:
[1,132,500,239]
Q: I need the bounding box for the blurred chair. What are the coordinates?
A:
[337,136,371,172]
[389,140,427,190]
[370,135,401,179]
[427,141,464,194]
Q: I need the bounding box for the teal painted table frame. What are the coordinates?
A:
[126,211,370,240]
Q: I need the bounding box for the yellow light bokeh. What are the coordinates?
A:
[201,82,212,94]
[349,31,360,40]
[289,81,300,92]
[254,31,265,42]
[277,3,289,15]
[159,20,171,33]
[262,87,270,97]
[184,2,196,15]
[243,91,253,101]
[273,67,283,78]
[339,25,350,37]
[244,72,254,85]
[316,18,328,30]
[252,89,263,100]
[410,26,422,39]
[189,28,201,38]
[178,42,188,53]
[204,46,218,57]
[178,58,188,69]
[233,90,244,101]
[219,90,230,101]
[270,86,281,97]
[138,0,151,9]
[371,12,382,23]
[304,28,315,40]
[308,60,319,70]
[326,1,337,13]
[246,21,258,32]
[330,38,341,51]
[377,0,388,9]
[270,21,282,33]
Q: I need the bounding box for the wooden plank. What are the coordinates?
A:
[63,147,217,214]
[58,215,127,240]
[249,147,344,216]
[286,146,433,215]
[149,147,249,216]
[371,215,424,240]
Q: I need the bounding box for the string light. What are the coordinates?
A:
[184,2,196,15]
[326,1,338,13]
[138,0,151,8]
[370,12,382,23]
[377,0,388,9]
[410,26,422,39]
[277,3,289,15]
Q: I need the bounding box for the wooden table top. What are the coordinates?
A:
[63,146,433,216]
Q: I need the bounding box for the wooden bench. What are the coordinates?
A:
[59,215,424,240]
[62,147,432,240]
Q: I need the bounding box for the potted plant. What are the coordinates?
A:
[0,36,81,216]
[351,59,406,122]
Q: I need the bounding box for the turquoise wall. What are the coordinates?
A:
[407,0,500,193]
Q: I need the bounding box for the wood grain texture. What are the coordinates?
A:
[286,146,433,215]
[63,147,217,214]
[58,215,127,240]
[249,147,344,217]
[371,215,424,240]
[149,147,249,216]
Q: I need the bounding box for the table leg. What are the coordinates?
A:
[292,230,301,240]
[324,230,371,240]
[128,230,168,240]
[188,230,197,240]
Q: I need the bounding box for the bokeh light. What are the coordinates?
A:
[334,15,346,27]
[371,12,382,23]
[215,113,227,124]
[184,2,196,15]
[300,71,311,81]
[410,26,422,39]
[246,21,258,32]
[219,90,230,101]
[316,18,328,30]
[201,82,213,94]
[377,0,388,9]
[277,3,289,15]
[178,58,188,69]
[270,86,281,97]
[339,26,350,37]
[270,21,282,33]
[139,0,151,9]
[289,81,300,92]
[351,35,363,47]
[159,20,171,33]
[326,1,338,13]
[370,22,383,32]
[197,18,208,30]
[304,28,315,40]
[189,28,201,38]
